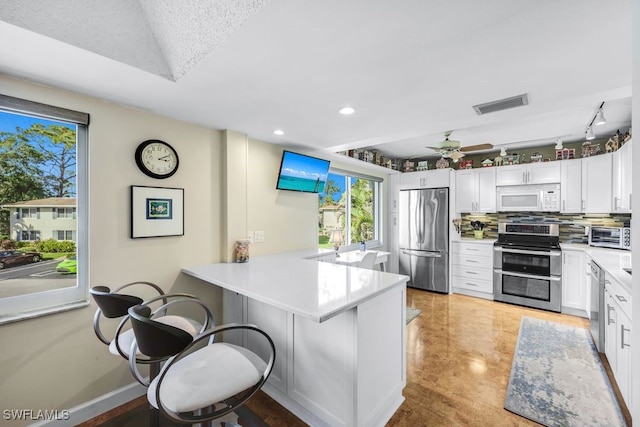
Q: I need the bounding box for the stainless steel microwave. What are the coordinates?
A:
[589,226,631,250]
[496,184,561,212]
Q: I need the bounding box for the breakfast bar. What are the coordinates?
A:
[183,249,410,427]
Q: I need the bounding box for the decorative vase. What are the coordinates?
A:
[234,240,250,263]
[473,230,484,239]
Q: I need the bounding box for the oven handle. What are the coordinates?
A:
[494,247,562,257]
[494,269,562,281]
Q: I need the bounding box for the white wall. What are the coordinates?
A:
[0,74,223,425]
[631,0,639,421]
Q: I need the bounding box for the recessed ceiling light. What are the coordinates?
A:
[338,106,356,115]
[273,129,284,136]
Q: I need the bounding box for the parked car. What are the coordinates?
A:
[0,250,42,269]
[56,255,77,274]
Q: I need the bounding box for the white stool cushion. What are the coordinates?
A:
[109,315,202,357]
[148,343,267,413]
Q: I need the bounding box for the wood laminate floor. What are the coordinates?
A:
[91,288,630,426]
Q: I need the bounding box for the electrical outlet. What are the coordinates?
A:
[248,231,254,243]
[255,230,265,243]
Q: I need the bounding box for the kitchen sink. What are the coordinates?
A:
[623,268,632,275]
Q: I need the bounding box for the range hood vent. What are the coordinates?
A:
[473,93,529,115]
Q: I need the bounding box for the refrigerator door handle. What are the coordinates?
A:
[402,250,442,258]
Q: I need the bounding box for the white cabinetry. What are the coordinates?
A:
[451,241,493,299]
[455,168,496,213]
[387,173,401,273]
[400,168,450,189]
[496,162,560,186]
[561,249,587,317]
[388,173,401,213]
[560,158,583,213]
[612,139,632,213]
[604,275,632,407]
[581,153,612,213]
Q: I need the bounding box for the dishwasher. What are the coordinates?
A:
[589,261,605,353]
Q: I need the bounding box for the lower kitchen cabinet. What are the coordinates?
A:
[561,249,587,317]
[604,275,632,407]
[451,240,493,299]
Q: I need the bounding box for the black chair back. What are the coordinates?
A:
[90,286,144,318]
[128,305,193,358]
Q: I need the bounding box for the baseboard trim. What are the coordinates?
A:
[29,382,146,427]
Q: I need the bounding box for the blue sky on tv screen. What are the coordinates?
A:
[280,152,330,181]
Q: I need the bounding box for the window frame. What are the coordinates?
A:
[321,168,382,251]
[0,94,89,324]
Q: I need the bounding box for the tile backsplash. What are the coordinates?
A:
[457,212,631,243]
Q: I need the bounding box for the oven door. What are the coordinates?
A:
[494,246,562,276]
[493,269,562,312]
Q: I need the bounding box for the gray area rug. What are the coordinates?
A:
[505,317,626,427]
[406,307,421,324]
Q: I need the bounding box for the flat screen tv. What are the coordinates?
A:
[276,150,330,193]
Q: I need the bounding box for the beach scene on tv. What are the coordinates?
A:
[277,151,330,193]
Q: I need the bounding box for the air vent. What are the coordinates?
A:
[473,93,529,115]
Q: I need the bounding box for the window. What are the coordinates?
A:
[54,230,74,241]
[56,207,75,219]
[20,230,41,241]
[0,94,88,323]
[318,169,381,250]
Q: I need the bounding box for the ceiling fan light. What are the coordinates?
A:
[586,126,595,140]
[449,150,465,161]
[555,138,563,150]
[594,108,606,126]
[500,146,507,156]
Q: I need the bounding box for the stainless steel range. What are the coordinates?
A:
[493,222,562,312]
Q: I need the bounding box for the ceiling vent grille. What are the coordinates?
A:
[473,93,529,115]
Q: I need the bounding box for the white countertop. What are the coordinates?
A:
[182,249,409,323]
[453,237,497,245]
[561,243,632,291]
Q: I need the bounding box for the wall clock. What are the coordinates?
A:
[135,139,179,179]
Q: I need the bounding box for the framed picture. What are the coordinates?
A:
[131,185,184,238]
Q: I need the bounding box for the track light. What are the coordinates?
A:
[586,126,595,140]
[594,107,606,126]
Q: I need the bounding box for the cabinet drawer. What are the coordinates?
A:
[453,264,492,282]
[605,276,631,319]
[451,275,493,293]
[452,242,493,257]
[452,253,492,268]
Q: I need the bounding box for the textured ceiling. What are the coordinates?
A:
[0,1,632,161]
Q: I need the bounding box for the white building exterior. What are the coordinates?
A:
[1,197,77,242]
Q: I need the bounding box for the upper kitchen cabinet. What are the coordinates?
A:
[496,162,561,186]
[612,140,632,213]
[582,153,612,213]
[455,168,496,213]
[560,158,583,213]
[400,168,450,190]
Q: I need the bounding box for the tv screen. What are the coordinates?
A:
[276,151,330,193]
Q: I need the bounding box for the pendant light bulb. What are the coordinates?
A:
[594,108,606,126]
[586,126,595,140]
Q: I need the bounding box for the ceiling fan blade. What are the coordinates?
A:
[460,143,493,152]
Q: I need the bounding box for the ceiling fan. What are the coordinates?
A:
[427,131,494,161]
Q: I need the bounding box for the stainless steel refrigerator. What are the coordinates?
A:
[398,187,449,293]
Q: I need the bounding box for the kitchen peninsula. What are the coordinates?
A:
[183,249,410,427]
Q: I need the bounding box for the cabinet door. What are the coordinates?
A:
[527,161,561,184]
[616,308,632,405]
[455,169,476,213]
[423,168,451,188]
[561,250,586,314]
[612,140,632,212]
[582,154,612,213]
[388,174,401,212]
[560,158,582,213]
[400,171,424,189]
[387,212,399,273]
[496,164,527,185]
[604,289,618,372]
[476,168,496,212]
